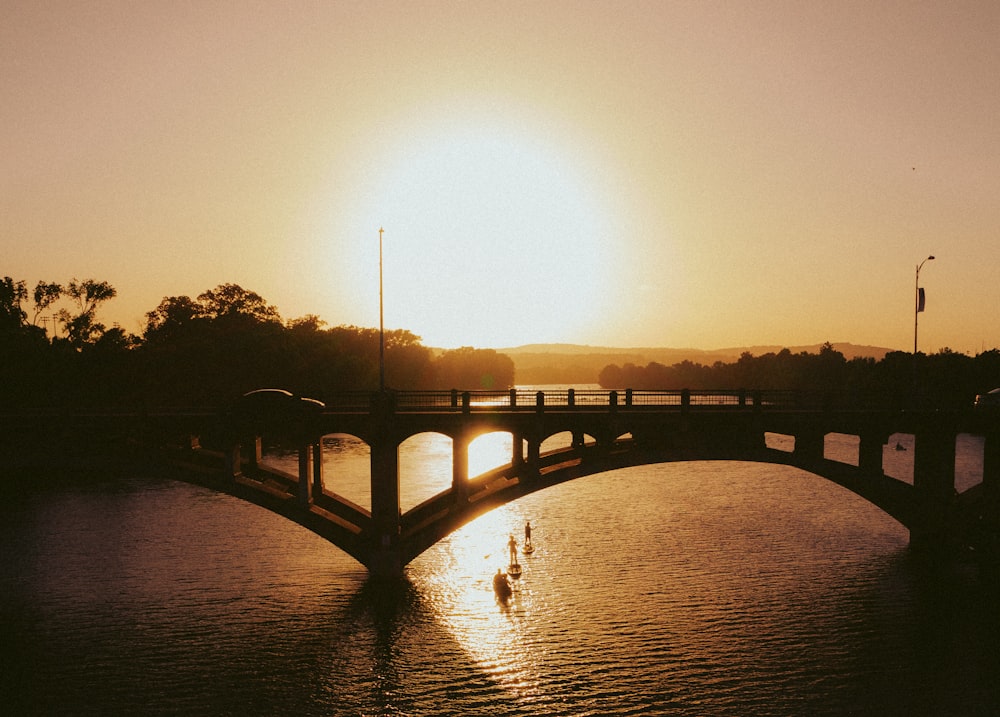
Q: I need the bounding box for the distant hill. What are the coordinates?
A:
[497,343,896,385]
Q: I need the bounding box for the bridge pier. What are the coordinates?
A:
[527,436,541,476]
[858,430,888,476]
[793,428,825,465]
[452,432,470,503]
[247,436,262,471]
[369,439,403,578]
[225,443,241,478]
[511,431,524,467]
[980,430,1000,555]
[984,429,1000,491]
[311,438,324,495]
[910,428,957,548]
[297,440,314,507]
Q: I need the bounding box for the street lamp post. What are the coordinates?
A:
[379,227,385,392]
[914,255,934,357]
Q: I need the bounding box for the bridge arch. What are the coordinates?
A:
[394,438,924,568]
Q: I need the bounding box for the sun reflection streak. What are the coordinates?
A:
[413,432,553,704]
[419,508,548,702]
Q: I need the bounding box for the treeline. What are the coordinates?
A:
[599,342,1000,408]
[1,276,514,408]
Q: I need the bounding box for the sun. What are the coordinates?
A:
[324,103,619,349]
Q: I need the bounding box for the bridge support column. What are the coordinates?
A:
[511,431,524,467]
[297,441,313,507]
[984,429,1000,491]
[452,433,470,503]
[369,439,403,578]
[311,438,324,496]
[981,430,1000,551]
[910,429,956,548]
[247,436,262,471]
[226,443,242,478]
[858,431,886,476]
[527,437,541,476]
[794,429,825,465]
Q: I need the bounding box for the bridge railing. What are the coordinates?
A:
[311,389,878,413]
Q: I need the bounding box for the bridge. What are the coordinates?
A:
[137,388,1000,578]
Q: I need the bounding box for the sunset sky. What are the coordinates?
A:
[4,2,999,353]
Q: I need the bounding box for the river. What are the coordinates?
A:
[1,402,998,715]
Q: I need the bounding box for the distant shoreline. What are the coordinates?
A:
[487,342,895,386]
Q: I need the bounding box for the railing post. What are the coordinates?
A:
[567,388,575,407]
[462,391,471,414]
[451,389,458,408]
[509,388,517,408]
[536,391,544,413]
[681,389,691,414]
[609,390,618,413]
[625,388,633,407]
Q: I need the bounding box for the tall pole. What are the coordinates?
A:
[914,255,934,356]
[912,254,934,404]
[379,227,385,392]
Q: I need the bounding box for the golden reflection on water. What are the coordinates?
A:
[415,430,548,700]
[419,502,545,700]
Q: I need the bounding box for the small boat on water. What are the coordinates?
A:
[507,562,522,579]
[493,569,512,601]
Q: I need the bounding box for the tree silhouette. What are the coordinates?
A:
[197,283,280,323]
[31,281,63,327]
[56,278,117,348]
[0,276,28,331]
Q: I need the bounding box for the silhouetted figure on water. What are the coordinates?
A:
[524,521,532,549]
[508,534,518,564]
[493,569,511,601]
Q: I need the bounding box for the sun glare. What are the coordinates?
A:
[327,107,618,348]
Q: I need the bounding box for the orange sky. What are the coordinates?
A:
[3,2,999,353]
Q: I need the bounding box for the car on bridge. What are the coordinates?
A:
[229,388,326,438]
[236,388,325,411]
[974,388,1000,409]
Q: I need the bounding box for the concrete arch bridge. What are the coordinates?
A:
[161,389,1000,577]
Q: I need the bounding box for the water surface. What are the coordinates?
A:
[2,432,997,715]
